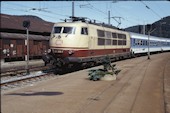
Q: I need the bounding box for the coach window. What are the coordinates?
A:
[81,27,88,35]
[145,40,148,46]
[140,40,143,45]
[133,39,136,46]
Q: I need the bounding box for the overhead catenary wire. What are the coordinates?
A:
[140,0,162,19]
[3,7,63,21]
[2,1,168,29]
[3,2,87,24]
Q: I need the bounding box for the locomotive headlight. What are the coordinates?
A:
[51,34,55,38]
[68,50,74,55]
[48,49,51,53]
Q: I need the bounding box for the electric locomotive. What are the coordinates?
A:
[42,17,132,70]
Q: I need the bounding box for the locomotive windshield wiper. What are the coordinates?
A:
[65,30,73,37]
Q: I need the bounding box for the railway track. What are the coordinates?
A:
[2,53,169,113]
[1,71,56,91]
[1,65,50,77]
[0,56,143,92]
[0,64,57,91]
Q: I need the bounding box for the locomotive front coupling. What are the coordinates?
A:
[42,52,65,68]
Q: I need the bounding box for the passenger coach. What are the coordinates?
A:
[130,32,170,54]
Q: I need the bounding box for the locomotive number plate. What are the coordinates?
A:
[53,49,63,53]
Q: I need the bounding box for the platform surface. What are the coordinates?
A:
[1,52,170,113]
[1,59,44,72]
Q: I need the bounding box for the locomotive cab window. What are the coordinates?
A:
[54,26,76,34]
[54,27,62,33]
[63,27,76,34]
[81,27,88,35]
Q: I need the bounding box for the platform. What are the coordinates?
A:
[1,52,170,113]
[1,59,45,73]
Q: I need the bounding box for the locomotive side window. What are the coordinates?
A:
[54,27,62,33]
[118,33,127,45]
[97,30,105,37]
[118,34,122,39]
[122,40,126,45]
[112,33,117,39]
[122,34,126,40]
[81,27,88,35]
[112,40,117,45]
[105,39,111,45]
[97,29,105,45]
[63,27,75,34]
[98,38,105,45]
[97,30,127,46]
[118,40,123,45]
[118,34,126,39]
[112,33,117,45]
[105,31,111,38]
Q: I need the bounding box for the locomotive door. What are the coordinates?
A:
[80,26,89,49]
[88,26,95,49]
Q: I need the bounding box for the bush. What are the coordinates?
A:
[88,56,121,81]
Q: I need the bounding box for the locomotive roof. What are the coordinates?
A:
[54,21,125,32]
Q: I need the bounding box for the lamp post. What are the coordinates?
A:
[146,24,156,60]
[23,20,30,75]
[148,31,150,59]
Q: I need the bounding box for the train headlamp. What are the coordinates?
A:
[48,49,51,53]
[68,50,74,55]
[51,34,55,38]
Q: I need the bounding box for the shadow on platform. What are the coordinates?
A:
[6,91,63,96]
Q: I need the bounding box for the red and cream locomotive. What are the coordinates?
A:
[43,17,131,70]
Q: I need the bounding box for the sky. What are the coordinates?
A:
[1,1,170,28]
